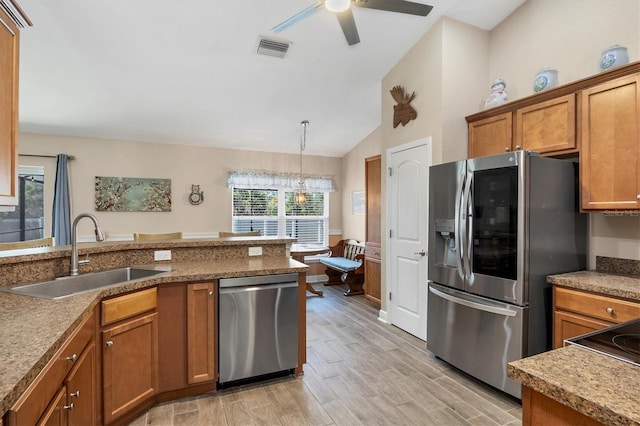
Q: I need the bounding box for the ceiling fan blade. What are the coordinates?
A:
[272,1,324,32]
[335,8,360,45]
[353,0,433,16]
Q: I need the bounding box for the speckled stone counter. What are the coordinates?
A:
[0,240,307,419]
[548,271,640,302]
[508,345,640,425]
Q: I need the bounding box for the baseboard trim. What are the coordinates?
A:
[378,309,388,323]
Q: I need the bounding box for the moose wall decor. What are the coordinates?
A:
[390,85,417,128]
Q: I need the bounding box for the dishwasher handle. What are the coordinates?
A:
[219,281,298,294]
[219,273,298,288]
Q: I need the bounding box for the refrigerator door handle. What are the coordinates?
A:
[461,171,473,279]
[454,171,465,279]
[429,285,518,317]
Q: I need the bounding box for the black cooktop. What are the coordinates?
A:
[565,318,640,366]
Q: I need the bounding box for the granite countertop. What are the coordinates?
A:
[508,345,640,425]
[0,257,307,419]
[548,270,640,302]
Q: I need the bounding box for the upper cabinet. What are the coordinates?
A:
[0,1,30,207]
[580,74,640,210]
[467,61,640,211]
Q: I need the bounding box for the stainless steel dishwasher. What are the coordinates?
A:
[218,273,298,386]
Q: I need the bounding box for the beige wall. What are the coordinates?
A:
[359,0,640,311]
[340,126,382,242]
[19,133,343,240]
[488,0,640,266]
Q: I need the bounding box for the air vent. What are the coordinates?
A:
[256,37,291,59]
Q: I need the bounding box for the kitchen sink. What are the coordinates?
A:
[1,267,170,300]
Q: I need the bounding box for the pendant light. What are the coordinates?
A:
[296,120,309,205]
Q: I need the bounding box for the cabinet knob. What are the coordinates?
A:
[505,147,511,152]
[63,403,74,411]
[636,194,640,200]
[70,390,80,398]
[106,340,114,347]
[606,307,614,314]
[66,354,78,362]
[208,291,214,296]
[515,145,521,150]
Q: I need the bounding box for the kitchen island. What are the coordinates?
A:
[508,265,640,426]
[0,238,308,424]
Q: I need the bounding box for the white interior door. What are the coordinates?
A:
[388,139,430,340]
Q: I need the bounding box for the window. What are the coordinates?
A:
[232,188,328,245]
[0,166,45,242]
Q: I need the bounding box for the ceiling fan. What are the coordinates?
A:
[271,0,433,46]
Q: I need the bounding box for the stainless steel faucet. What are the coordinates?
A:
[70,213,106,276]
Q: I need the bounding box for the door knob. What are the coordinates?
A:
[414,250,426,257]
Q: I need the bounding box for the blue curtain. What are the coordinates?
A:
[52,154,71,246]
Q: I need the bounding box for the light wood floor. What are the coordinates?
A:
[130,284,522,426]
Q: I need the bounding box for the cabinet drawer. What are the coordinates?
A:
[554,287,640,324]
[365,244,381,260]
[6,311,95,426]
[102,287,157,326]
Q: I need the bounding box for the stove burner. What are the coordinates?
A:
[612,334,640,357]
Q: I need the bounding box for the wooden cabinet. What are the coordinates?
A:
[365,155,382,306]
[3,310,97,426]
[468,112,512,158]
[467,95,577,158]
[580,73,640,210]
[187,282,216,384]
[553,286,640,348]
[521,386,603,426]
[101,288,158,424]
[515,94,576,154]
[0,6,20,206]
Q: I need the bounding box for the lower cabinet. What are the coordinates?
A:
[101,288,158,425]
[364,247,381,306]
[3,310,97,426]
[521,386,603,426]
[187,282,216,384]
[553,286,640,348]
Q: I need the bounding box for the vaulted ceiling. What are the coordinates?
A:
[18,0,525,157]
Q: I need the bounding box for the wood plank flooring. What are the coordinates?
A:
[130,284,522,425]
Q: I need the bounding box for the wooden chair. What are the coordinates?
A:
[218,231,261,237]
[0,237,54,250]
[319,239,366,296]
[133,232,182,241]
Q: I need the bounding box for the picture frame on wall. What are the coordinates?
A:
[351,191,365,215]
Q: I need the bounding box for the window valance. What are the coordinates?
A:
[227,170,335,192]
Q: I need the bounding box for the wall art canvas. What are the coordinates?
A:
[351,191,365,215]
[95,176,172,212]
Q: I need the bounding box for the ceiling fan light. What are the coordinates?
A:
[325,0,351,13]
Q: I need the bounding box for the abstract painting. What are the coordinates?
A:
[95,176,172,212]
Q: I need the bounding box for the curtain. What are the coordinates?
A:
[52,154,72,246]
[227,170,335,192]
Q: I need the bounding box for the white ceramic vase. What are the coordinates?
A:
[599,45,629,71]
[533,68,558,93]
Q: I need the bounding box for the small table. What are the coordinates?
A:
[290,244,329,297]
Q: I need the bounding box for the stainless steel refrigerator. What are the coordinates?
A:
[427,151,587,398]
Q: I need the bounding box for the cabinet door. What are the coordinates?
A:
[65,343,97,426]
[365,155,382,245]
[553,310,613,349]
[0,8,19,206]
[102,312,158,424]
[37,386,68,426]
[187,282,216,384]
[580,74,640,210]
[364,256,381,306]
[468,112,512,158]
[515,94,577,154]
